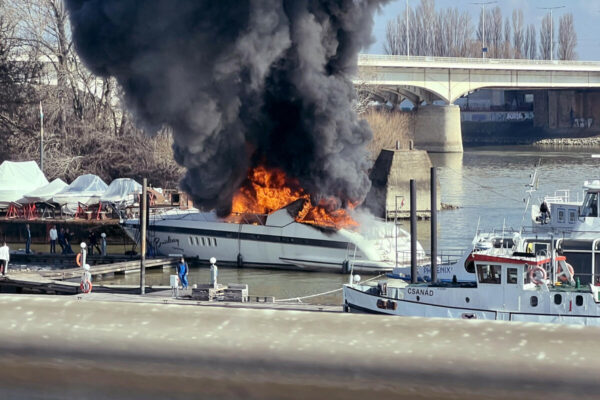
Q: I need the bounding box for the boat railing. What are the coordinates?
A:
[544,189,581,204]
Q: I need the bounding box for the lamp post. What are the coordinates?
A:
[39,102,44,174]
[538,6,565,61]
[406,0,410,57]
[472,1,497,59]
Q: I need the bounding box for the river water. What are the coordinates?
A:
[98,145,600,303]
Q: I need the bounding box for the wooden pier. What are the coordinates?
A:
[0,257,178,295]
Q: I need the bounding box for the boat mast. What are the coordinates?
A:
[519,159,541,235]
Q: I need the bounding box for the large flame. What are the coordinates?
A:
[230,166,358,229]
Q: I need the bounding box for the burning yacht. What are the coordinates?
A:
[122,199,424,274]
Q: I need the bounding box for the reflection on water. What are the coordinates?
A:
[102,145,600,303]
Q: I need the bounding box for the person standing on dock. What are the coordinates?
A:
[64,228,74,254]
[49,225,57,254]
[88,231,98,255]
[0,242,9,276]
[58,228,66,254]
[25,224,31,254]
[177,257,189,289]
[100,233,107,256]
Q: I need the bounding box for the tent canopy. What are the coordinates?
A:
[52,174,108,207]
[100,178,142,204]
[21,178,68,203]
[0,161,48,207]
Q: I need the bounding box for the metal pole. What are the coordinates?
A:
[472,2,497,59]
[410,179,417,284]
[395,196,398,268]
[538,6,565,61]
[482,4,485,59]
[430,168,437,283]
[406,0,409,57]
[39,102,44,174]
[140,178,147,295]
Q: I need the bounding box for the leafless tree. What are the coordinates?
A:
[558,13,577,61]
[503,17,512,59]
[524,24,537,60]
[0,0,184,188]
[511,9,524,58]
[539,12,553,60]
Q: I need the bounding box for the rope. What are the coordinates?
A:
[442,165,524,204]
[275,273,385,303]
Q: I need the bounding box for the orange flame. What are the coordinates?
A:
[230,165,358,229]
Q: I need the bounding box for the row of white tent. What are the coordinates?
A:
[0,160,142,211]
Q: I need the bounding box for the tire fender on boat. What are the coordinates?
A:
[528,266,547,285]
[342,260,350,274]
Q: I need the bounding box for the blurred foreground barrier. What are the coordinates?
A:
[0,295,599,399]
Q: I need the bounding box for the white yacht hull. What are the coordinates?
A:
[122,210,405,274]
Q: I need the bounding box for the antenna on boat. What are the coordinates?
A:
[471,216,481,251]
[519,158,541,235]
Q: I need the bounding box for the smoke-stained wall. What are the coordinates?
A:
[65,0,387,215]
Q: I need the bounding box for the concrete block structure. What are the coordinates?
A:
[365,148,440,219]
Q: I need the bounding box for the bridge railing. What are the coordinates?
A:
[359,53,600,68]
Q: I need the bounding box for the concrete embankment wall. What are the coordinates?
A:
[1,294,599,400]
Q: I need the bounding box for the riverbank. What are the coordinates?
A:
[534,136,600,146]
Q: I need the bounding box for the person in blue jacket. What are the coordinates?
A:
[177,257,189,289]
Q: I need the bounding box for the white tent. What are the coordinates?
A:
[0,161,48,208]
[21,178,68,203]
[100,178,142,207]
[52,174,108,212]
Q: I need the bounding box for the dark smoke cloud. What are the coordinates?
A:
[65,0,387,215]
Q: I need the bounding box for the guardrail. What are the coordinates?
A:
[1,295,599,399]
[359,53,600,67]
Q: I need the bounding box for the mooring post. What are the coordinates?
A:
[410,179,417,284]
[430,167,438,283]
[140,178,147,295]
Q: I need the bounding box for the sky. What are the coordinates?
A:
[367,0,600,60]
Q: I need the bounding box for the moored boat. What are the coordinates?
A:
[122,200,426,274]
[343,247,600,325]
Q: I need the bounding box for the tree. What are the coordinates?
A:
[503,17,512,59]
[524,24,537,59]
[539,12,553,60]
[558,13,577,60]
[511,9,524,58]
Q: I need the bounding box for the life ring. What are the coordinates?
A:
[557,262,575,283]
[80,280,92,293]
[528,266,547,285]
[76,253,82,267]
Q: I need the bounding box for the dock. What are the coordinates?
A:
[0,257,178,295]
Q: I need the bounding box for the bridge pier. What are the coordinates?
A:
[413,105,463,153]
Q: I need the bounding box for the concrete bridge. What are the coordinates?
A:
[357,54,600,152]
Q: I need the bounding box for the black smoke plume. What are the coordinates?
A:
[65,0,387,215]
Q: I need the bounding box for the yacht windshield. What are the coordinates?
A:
[581,192,599,217]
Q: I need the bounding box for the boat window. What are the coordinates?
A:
[476,264,501,284]
[569,210,576,224]
[557,209,565,223]
[194,237,199,246]
[207,237,211,247]
[581,192,598,217]
[213,238,217,247]
[201,237,206,246]
[507,268,518,284]
[576,295,583,306]
[554,294,562,305]
[188,236,193,245]
[530,296,538,307]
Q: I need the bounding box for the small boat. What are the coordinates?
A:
[343,247,600,325]
[121,200,426,274]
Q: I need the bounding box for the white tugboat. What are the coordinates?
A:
[343,248,600,325]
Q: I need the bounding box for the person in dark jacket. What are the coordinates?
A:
[25,224,31,254]
[540,201,550,224]
[58,228,66,254]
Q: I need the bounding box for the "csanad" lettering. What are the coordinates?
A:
[407,288,434,296]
